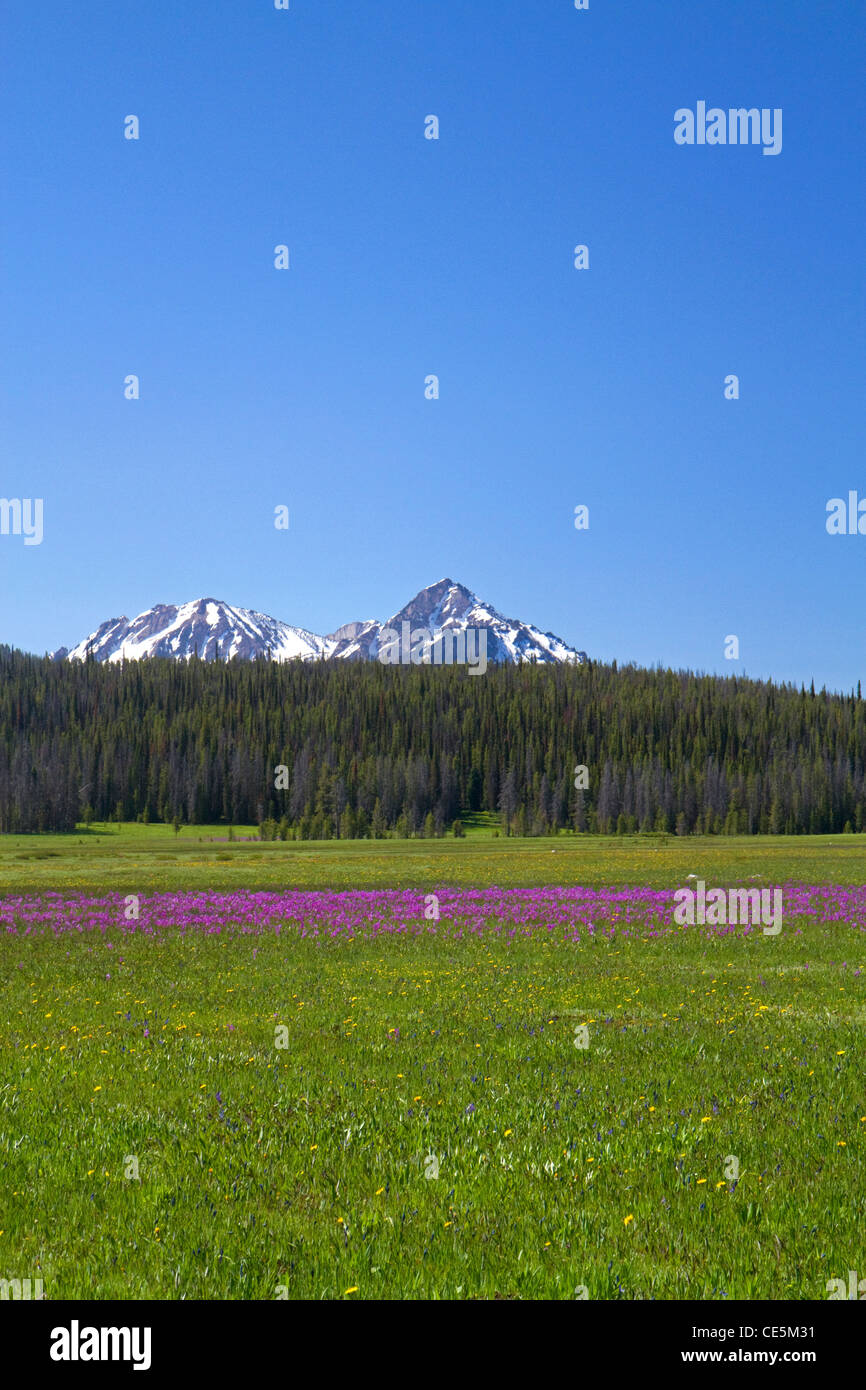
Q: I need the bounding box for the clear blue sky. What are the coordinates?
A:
[2,0,864,691]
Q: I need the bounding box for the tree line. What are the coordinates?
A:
[1,645,864,837]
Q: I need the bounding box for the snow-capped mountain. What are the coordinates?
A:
[333,579,584,664]
[60,599,332,664]
[55,581,587,666]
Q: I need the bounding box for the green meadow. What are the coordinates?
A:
[3,822,866,892]
[0,829,863,1300]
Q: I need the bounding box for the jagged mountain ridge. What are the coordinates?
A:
[56,580,587,666]
[59,599,332,664]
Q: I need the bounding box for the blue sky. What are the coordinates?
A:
[2,0,864,691]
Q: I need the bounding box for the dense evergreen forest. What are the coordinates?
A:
[1,645,864,837]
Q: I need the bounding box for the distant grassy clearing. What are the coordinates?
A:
[1,827,865,892]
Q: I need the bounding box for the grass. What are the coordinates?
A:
[3,824,866,893]
[0,830,863,1300]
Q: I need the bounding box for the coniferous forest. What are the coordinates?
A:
[2,645,865,837]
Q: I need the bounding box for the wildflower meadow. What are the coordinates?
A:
[1,836,863,1300]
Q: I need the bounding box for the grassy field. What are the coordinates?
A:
[3,823,866,892]
[0,829,863,1300]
